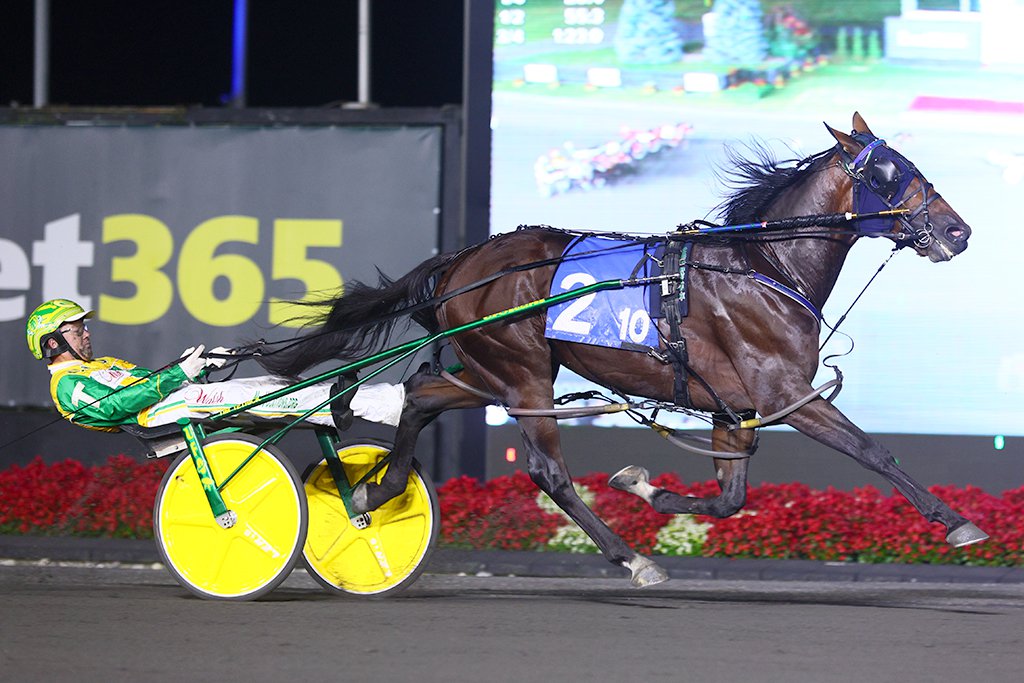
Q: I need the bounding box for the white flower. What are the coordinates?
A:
[654,514,711,556]
[536,483,602,553]
[536,483,595,519]
[546,524,600,554]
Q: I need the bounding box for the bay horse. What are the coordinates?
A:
[258,113,986,587]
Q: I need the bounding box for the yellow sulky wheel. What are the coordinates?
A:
[154,433,308,600]
[302,439,438,597]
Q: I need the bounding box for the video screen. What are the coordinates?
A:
[490,0,1023,436]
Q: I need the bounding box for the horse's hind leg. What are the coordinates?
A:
[352,369,489,514]
[783,397,987,547]
[610,426,754,518]
[518,414,669,587]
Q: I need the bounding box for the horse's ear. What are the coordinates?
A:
[824,122,861,155]
[851,112,875,136]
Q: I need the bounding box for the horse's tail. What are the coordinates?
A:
[255,251,459,377]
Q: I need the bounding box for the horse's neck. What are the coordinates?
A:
[759,162,855,309]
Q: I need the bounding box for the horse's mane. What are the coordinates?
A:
[715,142,836,225]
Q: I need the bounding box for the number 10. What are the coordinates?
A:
[617,308,650,344]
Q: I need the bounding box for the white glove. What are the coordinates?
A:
[179,345,234,379]
[179,345,207,380]
[206,346,232,370]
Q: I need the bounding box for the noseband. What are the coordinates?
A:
[839,132,938,249]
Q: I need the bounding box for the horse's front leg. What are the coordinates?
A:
[518,414,669,588]
[352,370,489,513]
[783,396,988,547]
[609,426,754,517]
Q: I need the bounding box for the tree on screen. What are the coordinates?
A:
[614,0,683,64]
[704,0,768,65]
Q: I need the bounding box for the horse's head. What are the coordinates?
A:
[826,113,971,262]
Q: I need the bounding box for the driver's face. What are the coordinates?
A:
[59,320,93,360]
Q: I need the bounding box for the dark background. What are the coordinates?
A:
[0,1,465,108]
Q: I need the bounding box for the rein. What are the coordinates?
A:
[236,234,650,363]
[239,205,908,365]
[675,208,909,237]
[223,200,904,453]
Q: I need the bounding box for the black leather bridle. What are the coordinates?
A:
[839,132,939,249]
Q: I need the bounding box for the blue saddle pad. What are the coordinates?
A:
[544,236,659,351]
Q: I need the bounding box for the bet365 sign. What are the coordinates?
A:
[0,212,343,327]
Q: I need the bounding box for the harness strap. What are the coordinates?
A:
[660,240,692,408]
[749,272,822,322]
[712,409,757,430]
[653,240,746,422]
[850,137,885,168]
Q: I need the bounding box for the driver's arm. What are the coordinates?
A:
[52,363,190,430]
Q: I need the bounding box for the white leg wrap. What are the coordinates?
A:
[350,382,406,427]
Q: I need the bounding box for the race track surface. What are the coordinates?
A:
[2,562,1023,682]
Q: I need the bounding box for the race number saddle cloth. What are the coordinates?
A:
[544,235,693,405]
[544,233,688,352]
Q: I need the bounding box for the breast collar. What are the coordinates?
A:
[749,271,822,323]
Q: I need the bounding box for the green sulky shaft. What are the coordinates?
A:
[211,277,627,422]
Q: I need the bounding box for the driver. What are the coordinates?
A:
[26,298,404,432]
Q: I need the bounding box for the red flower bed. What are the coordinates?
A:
[437,473,1024,567]
[566,472,719,554]
[439,471,564,550]
[2,457,1021,567]
[0,456,170,538]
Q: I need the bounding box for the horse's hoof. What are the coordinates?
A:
[625,555,669,588]
[609,465,656,503]
[946,521,989,548]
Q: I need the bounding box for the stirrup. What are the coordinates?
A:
[330,373,358,432]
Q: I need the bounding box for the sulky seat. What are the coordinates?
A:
[119,422,188,459]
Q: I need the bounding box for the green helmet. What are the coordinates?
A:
[26,298,93,360]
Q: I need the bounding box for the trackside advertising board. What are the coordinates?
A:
[0,124,442,407]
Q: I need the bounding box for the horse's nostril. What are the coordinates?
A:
[945,224,969,242]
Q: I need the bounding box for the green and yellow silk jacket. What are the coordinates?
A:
[48,357,189,432]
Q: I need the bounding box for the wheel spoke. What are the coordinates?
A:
[361,533,395,578]
[304,449,437,595]
[374,500,430,528]
[205,530,241,579]
[313,527,361,568]
[162,508,221,530]
[224,461,286,512]
[307,472,348,515]
[157,439,305,599]
[238,518,294,563]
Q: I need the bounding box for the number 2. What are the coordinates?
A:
[552,272,596,335]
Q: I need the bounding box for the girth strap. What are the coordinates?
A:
[657,240,742,422]
[660,240,692,408]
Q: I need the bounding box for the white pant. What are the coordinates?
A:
[137,376,405,428]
